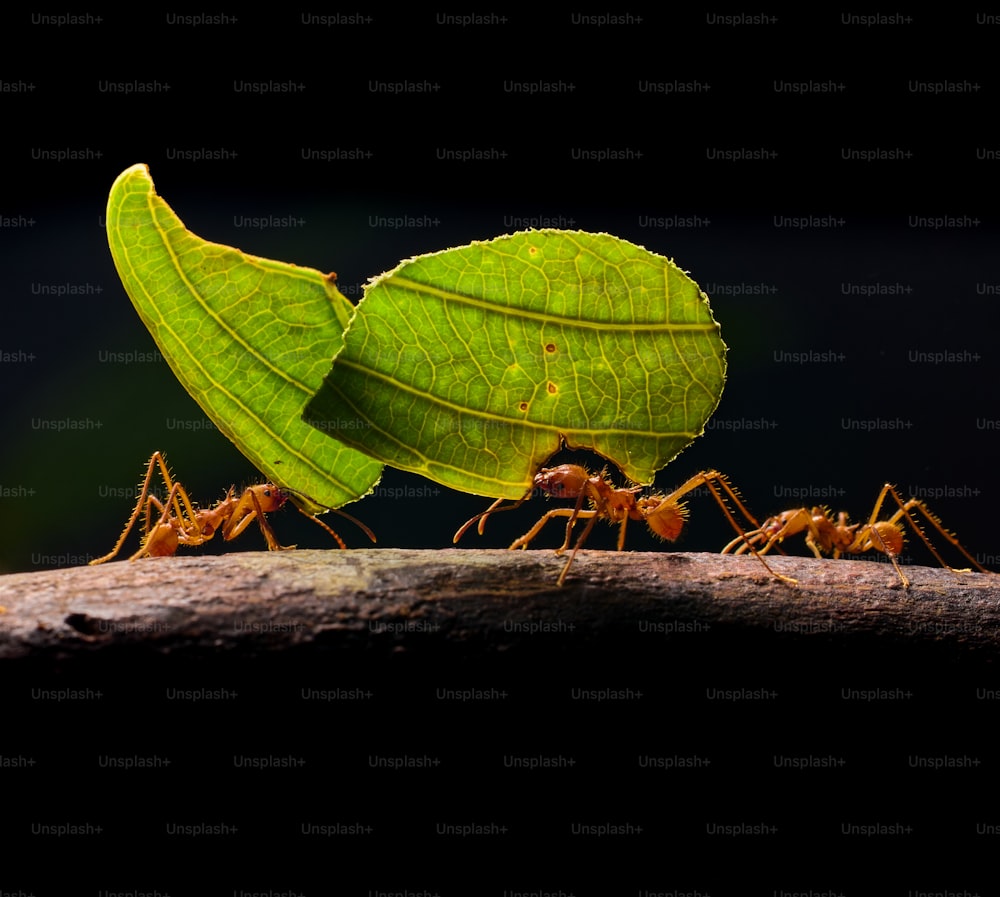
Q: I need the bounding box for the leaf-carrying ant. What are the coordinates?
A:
[720,483,990,589]
[454,463,791,587]
[90,451,375,564]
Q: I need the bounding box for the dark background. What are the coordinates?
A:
[2,8,999,893]
[3,12,998,572]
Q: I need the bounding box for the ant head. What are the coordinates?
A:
[252,483,289,513]
[533,464,591,498]
[270,484,333,516]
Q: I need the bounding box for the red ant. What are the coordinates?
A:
[90,451,375,564]
[721,483,990,589]
[454,463,791,587]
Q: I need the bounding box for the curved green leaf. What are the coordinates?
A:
[305,230,726,499]
[106,164,383,513]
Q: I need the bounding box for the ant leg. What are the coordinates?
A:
[453,492,530,543]
[237,486,376,551]
[298,509,346,550]
[875,484,990,576]
[91,452,172,565]
[273,486,377,547]
[508,507,599,551]
[660,471,797,585]
[161,464,200,535]
[163,481,209,548]
[131,489,182,560]
[803,532,830,562]
[848,485,927,588]
[722,507,815,558]
[140,479,215,559]
[454,497,505,542]
[251,489,286,551]
[722,529,768,555]
[708,475,798,584]
[553,494,609,587]
[327,507,377,544]
[222,488,285,550]
[556,488,590,554]
[294,506,377,550]
[615,514,630,551]
[858,513,910,589]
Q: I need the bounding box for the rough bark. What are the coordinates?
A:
[2,549,998,671]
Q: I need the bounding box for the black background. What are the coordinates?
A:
[2,8,999,894]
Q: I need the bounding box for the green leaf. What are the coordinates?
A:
[106,164,383,513]
[305,230,726,499]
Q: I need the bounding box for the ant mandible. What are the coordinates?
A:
[720,482,990,589]
[90,451,375,564]
[454,463,792,587]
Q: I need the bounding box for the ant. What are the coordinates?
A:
[90,451,375,564]
[720,483,991,589]
[454,463,792,587]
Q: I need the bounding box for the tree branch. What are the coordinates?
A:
[2,549,998,671]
